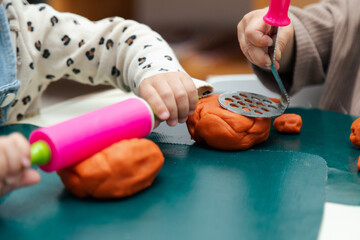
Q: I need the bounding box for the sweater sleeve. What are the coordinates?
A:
[253,0,340,95]
[6,0,186,95]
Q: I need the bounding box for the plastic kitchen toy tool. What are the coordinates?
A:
[30,97,154,172]
[218,0,291,118]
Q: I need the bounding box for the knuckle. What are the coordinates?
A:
[259,58,270,68]
[242,13,250,23]
[237,21,243,31]
[189,88,198,99]
[8,133,26,147]
[9,132,22,140]
[160,90,173,101]
[244,28,253,40]
[175,90,187,102]
[241,44,252,58]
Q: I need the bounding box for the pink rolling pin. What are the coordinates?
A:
[29,97,154,172]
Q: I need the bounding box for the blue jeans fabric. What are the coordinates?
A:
[0,3,20,125]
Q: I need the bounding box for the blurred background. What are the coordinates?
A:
[31,0,318,80]
[27,0,318,105]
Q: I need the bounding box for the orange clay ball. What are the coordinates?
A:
[57,138,164,199]
[273,113,302,134]
[350,117,360,146]
[186,94,271,151]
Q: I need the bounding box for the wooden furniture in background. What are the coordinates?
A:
[252,0,319,9]
[47,0,253,80]
[47,0,134,20]
[45,0,319,81]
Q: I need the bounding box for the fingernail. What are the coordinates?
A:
[265,62,272,67]
[168,119,177,126]
[267,39,274,46]
[158,111,169,120]
[188,110,194,116]
[179,117,188,123]
[276,49,281,61]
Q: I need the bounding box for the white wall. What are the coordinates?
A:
[135,0,251,31]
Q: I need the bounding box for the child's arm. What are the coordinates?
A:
[8,1,206,125]
[0,133,40,198]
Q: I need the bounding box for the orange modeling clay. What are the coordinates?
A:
[269,97,280,103]
[57,138,164,199]
[273,113,302,134]
[350,117,360,146]
[186,94,271,150]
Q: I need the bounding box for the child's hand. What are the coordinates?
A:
[139,72,198,127]
[237,9,294,71]
[0,133,41,198]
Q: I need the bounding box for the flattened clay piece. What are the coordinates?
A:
[273,113,302,134]
[350,117,360,146]
[186,94,271,150]
[57,138,164,199]
[269,97,280,103]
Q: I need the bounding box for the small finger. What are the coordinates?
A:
[18,169,41,188]
[152,80,178,126]
[167,80,190,123]
[275,48,281,62]
[139,83,169,120]
[3,136,22,175]
[1,169,41,196]
[180,76,198,116]
[0,144,7,179]
[11,133,31,168]
[246,28,273,48]
[247,46,272,68]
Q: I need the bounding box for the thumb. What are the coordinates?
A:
[276,24,294,61]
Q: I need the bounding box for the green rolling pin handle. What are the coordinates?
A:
[30,141,52,166]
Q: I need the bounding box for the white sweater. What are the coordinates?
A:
[3,0,212,123]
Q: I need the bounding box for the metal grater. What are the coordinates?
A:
[218,0,291,118]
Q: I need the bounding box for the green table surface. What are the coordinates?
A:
[0,108,359,240]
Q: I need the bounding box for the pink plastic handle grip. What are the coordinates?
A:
[263,0,291,26]
[29,97,154,172]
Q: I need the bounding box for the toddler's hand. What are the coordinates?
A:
[237,9,294,70]
[139,72,198,127]
[0,133,41,198]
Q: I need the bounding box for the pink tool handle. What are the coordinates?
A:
[263,0,291,26]
[29,97,154,172]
